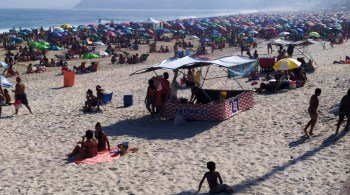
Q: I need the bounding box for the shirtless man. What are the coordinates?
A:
[14,77,32,115]
[336,89,350,134]
[303,88,321,136]
[197,161,233,194]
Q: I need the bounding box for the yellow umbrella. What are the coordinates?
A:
[61,24,73,29]
[273,58,301,71]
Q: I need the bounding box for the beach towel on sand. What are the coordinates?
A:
[73,147,137,165]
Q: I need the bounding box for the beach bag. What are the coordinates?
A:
[14,99,22,109]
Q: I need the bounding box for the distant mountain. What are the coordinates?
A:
[74,0,349,10]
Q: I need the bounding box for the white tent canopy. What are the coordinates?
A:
[144,17,162,29]
[145,17,160,24]
[130,56,257,75]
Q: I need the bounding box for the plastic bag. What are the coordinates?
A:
[14,99,22,109]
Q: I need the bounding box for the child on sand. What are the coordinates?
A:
[197,161,233,194]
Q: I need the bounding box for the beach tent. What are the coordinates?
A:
[93,50,109,58]
[144,17,162,29]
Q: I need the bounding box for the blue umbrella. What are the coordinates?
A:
[48,46,62,51]
[247,37,257,42]
[248,30,258,34]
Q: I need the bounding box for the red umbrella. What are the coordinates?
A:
[105,31,116,36]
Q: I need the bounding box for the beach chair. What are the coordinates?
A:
[99,92,113,110]
[259,57,275,73]
[140,54,149,62]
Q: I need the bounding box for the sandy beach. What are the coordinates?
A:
[0,21,350,195]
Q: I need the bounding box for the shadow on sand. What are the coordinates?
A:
[229,130,348,194]
[103,115,221,140]
[176,129,348,194]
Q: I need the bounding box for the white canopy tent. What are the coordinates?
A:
[144,17,162,29]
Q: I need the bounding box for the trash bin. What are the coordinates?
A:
[63,70,75,87]
[123,95,133,107]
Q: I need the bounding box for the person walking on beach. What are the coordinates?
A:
[335,89,350,134]
[197,161,233,194]
[303,88,321,136]
[14,77,33,115]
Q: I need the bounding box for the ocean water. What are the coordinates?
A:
[0,8,256,32]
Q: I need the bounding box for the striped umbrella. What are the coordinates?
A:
[273,58,301,71]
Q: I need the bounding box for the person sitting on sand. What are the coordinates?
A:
[27,64,34,74]
[3,89,11,105]
[94,122,110,151]
[336,89,350,134]
[67,130,97,158]
[197,161,233,194]
[49,58,55,67]
[84,89,98,112]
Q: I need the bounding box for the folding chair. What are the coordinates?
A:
[99,92,113,110]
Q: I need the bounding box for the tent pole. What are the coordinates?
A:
[221,67,245,90]
[201,65,210,87]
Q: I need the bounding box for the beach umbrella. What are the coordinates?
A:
[309,32,320,38]
[82,53,100,59]
[0,61,9,68]
[137,28,145,31]
[93,50,109,58]
[49,32,63,37]
[248,30,258,34]
[247,37,257,42]
[61,24,73,29]
[188,35,200,40]
[38,41,50,46]
[279,32,290,36]
[27,41,38,47]
[48,46,62,51]
[273,58,301,71]
[92,41,105,46]
[54,27,64,32]
[36,44,49,50]
[105,31,116,36]
[0,75,13,88]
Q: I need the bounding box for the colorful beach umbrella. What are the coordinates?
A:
[82,53,100,59]
[279,32,290,36]
[309,32,320,38]
[273,58,301,71]
[61,24,73,29]
[48,46,62,51]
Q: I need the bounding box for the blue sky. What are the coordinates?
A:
[0,0,80,8]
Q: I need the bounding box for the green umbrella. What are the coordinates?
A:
[28,41,39,47]
[82,53,100,59]
[309,32,320,38]
[38,41,50,46]
[36,44,49,50]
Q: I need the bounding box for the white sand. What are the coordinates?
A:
[0,38,350,195]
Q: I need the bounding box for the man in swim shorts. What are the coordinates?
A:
[336,89,350,134]
[14,77,32,115]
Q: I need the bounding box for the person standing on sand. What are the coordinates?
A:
[303,88,321,136]
[14,77,32,115]
[335,89,350,134]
